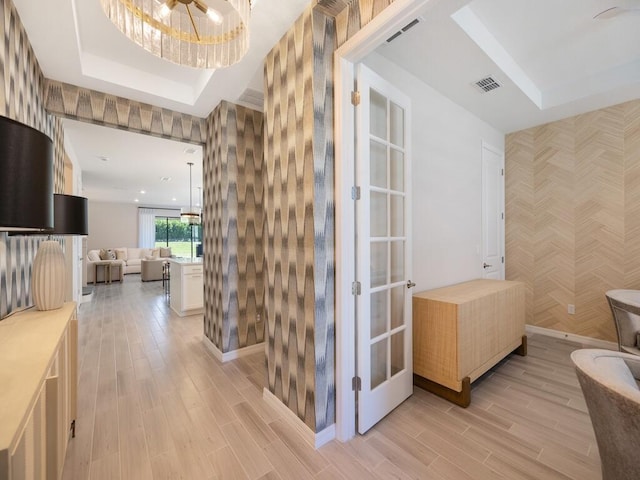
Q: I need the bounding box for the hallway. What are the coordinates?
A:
[62,276,600,479]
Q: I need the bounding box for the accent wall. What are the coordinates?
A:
[505,99,640,342]
[0,0,65,319]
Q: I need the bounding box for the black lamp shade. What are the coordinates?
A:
[0,115,54,231]
[53,194,88,235]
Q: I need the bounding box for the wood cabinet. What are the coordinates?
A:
[169,260,204,317]
[412,279,525,406]
[0,303,77,479]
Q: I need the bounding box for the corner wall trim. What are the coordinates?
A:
[202,336,265,363]
[262,388,335,449]
[525,325,617,350]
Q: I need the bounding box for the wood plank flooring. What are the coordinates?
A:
[62,276,602,479]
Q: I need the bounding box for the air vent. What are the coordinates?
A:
[238,88,264,109]
[184,147,197,155]
[474,76,501,93]
[386,17,421,43]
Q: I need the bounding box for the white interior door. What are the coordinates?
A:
[481,142,505,280]
[356,64,413,434]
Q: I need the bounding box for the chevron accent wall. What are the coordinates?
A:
[264,0,395,433]
[0,0,65,320]
[44,80,206,145]
[203,101,264,353]
[506,99,640,342]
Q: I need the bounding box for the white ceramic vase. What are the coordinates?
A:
[32,240,66,311]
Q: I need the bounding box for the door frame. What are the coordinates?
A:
[334,0,431,442]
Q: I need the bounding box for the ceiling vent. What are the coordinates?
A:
[238,88,264,109]
[386,18,421,43]
[474,76,501,93]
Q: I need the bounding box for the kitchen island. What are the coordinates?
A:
[169,258,204,317]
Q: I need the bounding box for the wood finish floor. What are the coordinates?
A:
[62,276,602,480]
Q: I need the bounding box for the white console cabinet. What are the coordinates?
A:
[0,302,77,480]
[169,259,204,316]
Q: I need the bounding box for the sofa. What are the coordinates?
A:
[87,247,172,283]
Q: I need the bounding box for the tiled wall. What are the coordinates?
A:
[505,99,640,342]
[0,0,64,319]
[203,101,265,353]
[264,0,396,433]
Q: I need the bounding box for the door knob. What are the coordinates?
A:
[407,280,416,289]
[483,263,492,269]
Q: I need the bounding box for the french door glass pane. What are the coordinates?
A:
[390,286,405,330]
[370,242,388,288]
[390,195,404,237]
[390,148,404,191]
[370,89,387,139]
[371,339,387,389]
[370,290,388,339]
[390,241,404,283]
[390,331,404,377]
[370,192,387,237]
[390,102,404,147]
[370,140,387,188]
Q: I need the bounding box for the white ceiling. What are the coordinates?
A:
[378,0,640,133]
[64,119,203,209]
[11,0,640,206]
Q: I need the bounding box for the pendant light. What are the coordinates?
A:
[181,162,201,225]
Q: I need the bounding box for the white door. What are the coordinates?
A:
[355,64,413,434]
[481,143,505,280]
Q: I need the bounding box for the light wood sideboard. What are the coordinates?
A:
[0,303,77,480]
[413,279,525,406]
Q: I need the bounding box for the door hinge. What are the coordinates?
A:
[501,212,504,220]
[352,281,361,296]
[351,186,361,200]
[502,256,504,263]
[501,168,504,176]
[352,376,362,391]
[351,91,361,106]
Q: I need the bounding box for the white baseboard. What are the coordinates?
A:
[262,388,335,449]
[526,325,617,350]
[202,336,265,363]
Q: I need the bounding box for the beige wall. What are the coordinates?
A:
[505,99,640,342]
[87,201,138,251]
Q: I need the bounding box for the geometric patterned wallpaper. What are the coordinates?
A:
[506,99,640,342]
[203,101,264,354]
[44,79,206,145]
[264,0,396,433]
[0,0,64,319]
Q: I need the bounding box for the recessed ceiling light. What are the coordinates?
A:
[134,198,139,203]
[172,198,177,202]
[140,190,146,194]
[184,147,197,155]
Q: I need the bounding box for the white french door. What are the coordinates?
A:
[355,64,413,434]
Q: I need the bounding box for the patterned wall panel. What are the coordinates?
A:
[203,101,264,353]
[575,107,624,341]
[624,100,640,289]
[0,0,64,319]
[505,129,535,324]
[506,100,640,342]
[264,0,395,432]
[44,80,206,145]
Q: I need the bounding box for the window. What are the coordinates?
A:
[155,217,202,258]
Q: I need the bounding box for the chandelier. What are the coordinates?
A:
[100,0,251,69]
[181,162,201,225]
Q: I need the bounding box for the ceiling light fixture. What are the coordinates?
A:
[100,0,251,68]
[181,162,201,225]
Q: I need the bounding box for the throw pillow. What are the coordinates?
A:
[144,255,156,261]
[99,248,110,260]
[106,249,116,260]
[115,249,127,261]
[150,248,160,258]
[88,251,101,262]
[160,247,172,258]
